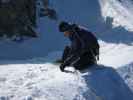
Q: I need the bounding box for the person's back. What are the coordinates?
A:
[78,28,99,58]
[69,25,99,59]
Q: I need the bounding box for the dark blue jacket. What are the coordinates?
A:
[69,28,99,55]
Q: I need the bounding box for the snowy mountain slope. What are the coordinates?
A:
[99,0,133,31]
[98,41,133,68]
[0,0,132,64]
[0,0,109,59]
[0,0,133,100]
[0,59,133,100]
[117,63,133,92]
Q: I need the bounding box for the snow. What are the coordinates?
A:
[0,0,133,100]
[117,63,133,92]
[0,62,87,100]
[99,0,133,31]
[98,41,133,68]
[0,60,133,100]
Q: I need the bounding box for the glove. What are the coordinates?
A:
[60,63,66,72]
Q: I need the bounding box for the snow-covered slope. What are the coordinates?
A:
[117,63,133,92]
[0,60,133,100]
[0,0,133,100]
[0,0,132,67]
[99,0,133,31]
[0,0,112,59]
[98,41,133,68]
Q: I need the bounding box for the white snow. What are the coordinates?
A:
[0,63,85,100]
[117,63,133,92]
[98,40,133,68]
[0,61,133,100]
[99,0,133,31]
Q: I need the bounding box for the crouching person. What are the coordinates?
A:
[58,21,100,72]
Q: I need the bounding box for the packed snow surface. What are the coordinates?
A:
[0,60,133,100]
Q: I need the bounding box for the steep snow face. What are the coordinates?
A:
[0,59,133,100]
[99,0,133,31]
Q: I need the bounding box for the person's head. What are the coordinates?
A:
[59,21,73,37]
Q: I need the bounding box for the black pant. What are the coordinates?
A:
[62,46,96,70]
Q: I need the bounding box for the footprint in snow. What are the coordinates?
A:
[31,87,43,98]
[39,66,48,72]
[24,72,38,79]
[25,82,36,90]
[10,78,25,86]
[23,96,33,100]
[0,77,7,83]
[0,96,9,100]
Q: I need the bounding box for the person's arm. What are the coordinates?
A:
[60,51,80,71]
[60,45,87,72]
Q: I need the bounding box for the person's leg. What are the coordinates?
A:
[56,46,71,63]
[62,46,71,61]
[73,52,96,70]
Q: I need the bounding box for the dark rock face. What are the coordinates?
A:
[0,0,37,38]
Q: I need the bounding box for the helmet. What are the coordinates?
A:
[59,21,72,32]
